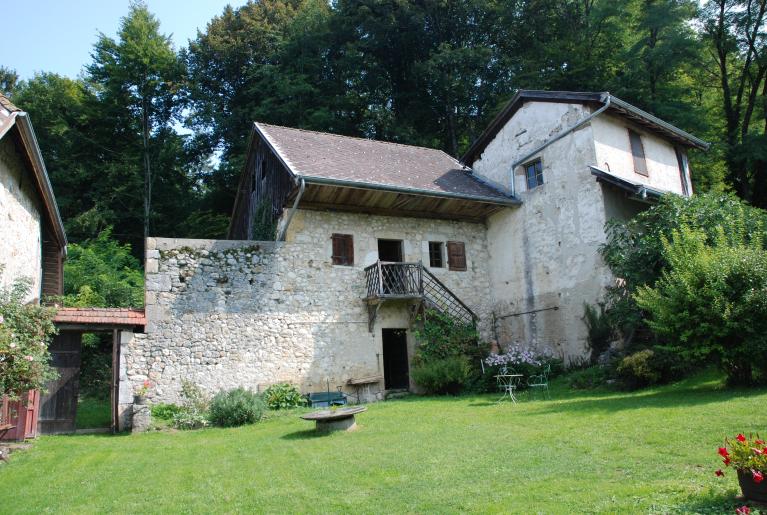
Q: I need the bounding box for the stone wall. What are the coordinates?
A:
[126,211,491,405]
[0,136,42,302]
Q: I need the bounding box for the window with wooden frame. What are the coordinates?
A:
[525,159,544,190]
[446,241,467,271]
[675,148,691,196]
[428,242,444,268]
[628,129,648,176]
[331,234,354,266]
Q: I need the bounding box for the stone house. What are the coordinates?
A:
[123,90,707,417]
[0,94,67,302]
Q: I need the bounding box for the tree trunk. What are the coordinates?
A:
[142,95,152,241]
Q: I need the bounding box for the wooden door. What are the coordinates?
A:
[38,332,82,434]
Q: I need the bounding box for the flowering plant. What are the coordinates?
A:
[716,433,767,482]
[135,379,152,397]
[0,276,58,399]
[485,345,552,368]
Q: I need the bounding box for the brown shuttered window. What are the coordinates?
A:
[447,241,467,271]
[628,129,648,176]
[331,234,354,266]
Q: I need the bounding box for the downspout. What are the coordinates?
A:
[277,176,305,241]
[508,93,612,194]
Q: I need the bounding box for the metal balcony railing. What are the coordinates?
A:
[363,261,477,326]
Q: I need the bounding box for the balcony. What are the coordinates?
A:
[363,261,478,330]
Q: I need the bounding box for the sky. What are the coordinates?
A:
[2,0,249,80]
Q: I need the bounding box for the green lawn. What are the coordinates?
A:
[75,396,111,429]
[1,371,764,513]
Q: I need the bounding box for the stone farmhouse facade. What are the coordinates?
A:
[0,94,66,303]
[125,91,708,414]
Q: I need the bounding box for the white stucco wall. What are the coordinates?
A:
[472,101,617,360]
[592,113,690,195]
[0,136,42,302]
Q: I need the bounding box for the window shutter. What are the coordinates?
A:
[331,234,353,266]
[345,234,354,266]
[628,130,648,176]
[447,241,466,271]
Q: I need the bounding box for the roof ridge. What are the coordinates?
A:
[256,122,453,155]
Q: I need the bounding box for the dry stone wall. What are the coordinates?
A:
[127,211,492,405]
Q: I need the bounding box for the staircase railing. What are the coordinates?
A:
[363,260,477,325]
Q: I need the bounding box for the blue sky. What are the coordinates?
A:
[2,0,249,80]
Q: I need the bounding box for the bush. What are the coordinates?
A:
[634,224,767,385]
[208,388,265,427]
[566,366,610,389]
[171,380,210,430]
[411,356,472,395]
[0,276,58,398]
[616,350,660,389]
[151,403,183,421]
[583,303,614,364]
[262,383,305,410]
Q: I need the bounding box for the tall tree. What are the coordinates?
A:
[0,67,18,97]
[88,1,187,240]
[701,0,767,205]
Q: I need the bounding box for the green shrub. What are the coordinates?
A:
[263,383,306,410]
[583,303,614,364]
[634,224,767,385]
[566,366,610,389]
[208,388,265,427]
[617,350,660,389]
[151,403,183,421]
[171,380,210,430]
[411,356,472,395]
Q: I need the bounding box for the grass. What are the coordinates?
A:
[75,396,111,429]
[1,370,765,513]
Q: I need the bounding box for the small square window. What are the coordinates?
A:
[428,242,444,268]
[525,160,544,190]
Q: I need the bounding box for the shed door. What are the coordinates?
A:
[38,332,82,434]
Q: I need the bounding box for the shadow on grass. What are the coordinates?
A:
[657,491,765,514]
[280,429,331,441]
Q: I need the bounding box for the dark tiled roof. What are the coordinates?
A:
[256,123,510,201]
[54,307,146,327]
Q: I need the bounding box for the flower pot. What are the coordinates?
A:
[738,469,767,502]
[133,394,146,405]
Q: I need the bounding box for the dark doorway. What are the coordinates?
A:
[378,239,403,262]
[383,329,409,390]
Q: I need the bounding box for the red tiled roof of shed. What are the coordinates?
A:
[54,307,146,328]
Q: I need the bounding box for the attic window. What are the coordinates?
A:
[525,160,544,190]
[628,130,648,176]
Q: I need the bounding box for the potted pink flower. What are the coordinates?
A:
[716,433,767,502]
[134,380,152,405]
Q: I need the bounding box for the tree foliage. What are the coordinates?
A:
[63,228,144,308]
[634,224,767,385]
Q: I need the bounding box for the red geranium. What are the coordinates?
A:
[738,434,747,442]
[753,470,764,484]
[736,506,750,515]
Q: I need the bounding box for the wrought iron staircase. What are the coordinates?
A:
[363,261,478,331]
